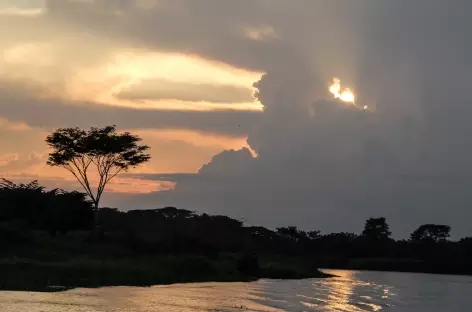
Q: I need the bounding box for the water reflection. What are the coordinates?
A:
[309,270,395,311]
[2,270,472,311]
[105,283,284,312]
[313,270,358,311]
[243,270,396,311]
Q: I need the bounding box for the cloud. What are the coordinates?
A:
[1,3,263,113]
[98,0,472,239]
[0,117,32,132]
[243,25,278,41]
[0,7,45,17]
[119,93,472,238]
[0,152,43,173]
[0,80,261,136]
[116,79,254,104]
[122,129,251,174]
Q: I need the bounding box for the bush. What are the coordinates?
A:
[0,220,31,246]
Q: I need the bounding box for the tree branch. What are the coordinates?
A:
[62,164,96,203]
[69,159,96,205]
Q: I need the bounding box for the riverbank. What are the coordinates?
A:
[0,254,333,292]
[318,257,472,276]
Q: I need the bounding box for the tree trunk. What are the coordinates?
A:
[93,202,101,238]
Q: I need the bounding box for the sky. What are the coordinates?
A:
[1,0,472,238]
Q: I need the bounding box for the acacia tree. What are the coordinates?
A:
[45,125,151,230]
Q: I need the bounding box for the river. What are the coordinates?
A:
[1,270,471,311]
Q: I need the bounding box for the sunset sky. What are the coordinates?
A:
[1,0,472,237]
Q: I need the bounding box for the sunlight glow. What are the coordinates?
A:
[0,7,45,17]
[67,50,264,111]
[329,78,356,104]
[2,43,264,111]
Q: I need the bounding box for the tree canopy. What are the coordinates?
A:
[0,179,93,237]
[45,125,151,229]
[362,217,392,241]
[410,224,451,243]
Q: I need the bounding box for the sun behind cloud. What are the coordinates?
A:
[328,78,369,110]
[329,78,356,104]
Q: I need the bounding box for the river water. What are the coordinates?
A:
[1,270,471,311]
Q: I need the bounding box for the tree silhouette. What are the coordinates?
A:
[307,230,321,240]
[362,217,392,241]
[276,226,307,242]
[45,125,151,231]
[410,224,451,243]
[0,179,93,236]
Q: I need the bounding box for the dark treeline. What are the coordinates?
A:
[2,178,472,276]
[0,179,93,239]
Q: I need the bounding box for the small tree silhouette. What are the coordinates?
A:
[410,224,451,243]
[362,217,392,241]
[45,125,151,231]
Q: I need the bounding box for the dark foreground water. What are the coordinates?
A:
[1,270,472,311]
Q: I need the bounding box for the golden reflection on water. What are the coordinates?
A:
[0,275,391,312]
[320,270,357,311]
[104,283,285,312]
[308,270,387,312]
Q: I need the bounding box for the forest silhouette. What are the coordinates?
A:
[0,180,472,289]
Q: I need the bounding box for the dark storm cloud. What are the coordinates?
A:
[44,0,355,74]
[98,0,472,239]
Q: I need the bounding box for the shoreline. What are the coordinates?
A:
[0,256,334,293]
[3,256,472,293]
